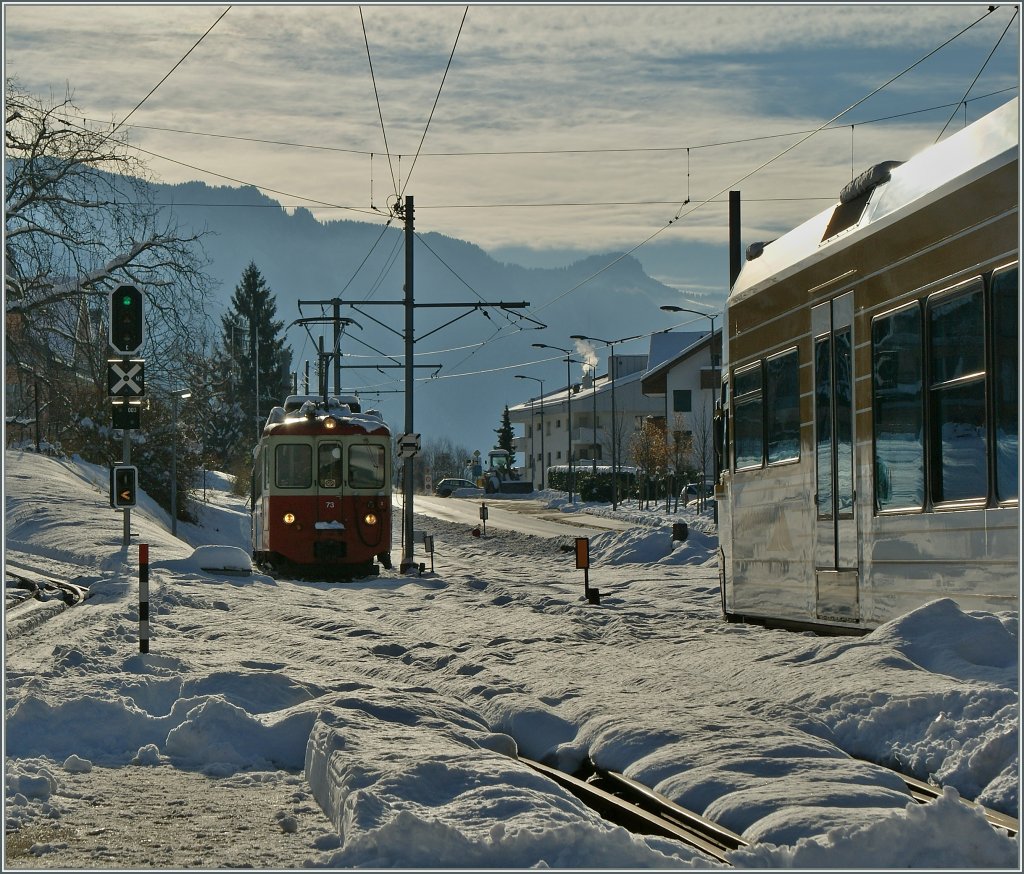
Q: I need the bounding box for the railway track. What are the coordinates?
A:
[521,755,1018,865]
[520,756,747,864]
[5,563,92,639]
[894,769,1018,838]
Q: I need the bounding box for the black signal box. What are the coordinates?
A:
[108,284,145,356]
[110,465,138,509]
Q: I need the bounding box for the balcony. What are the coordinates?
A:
[570,426,605,447]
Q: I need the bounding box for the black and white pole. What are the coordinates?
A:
[139,543,150,653]
[479,502,488,536]
[575,536,600,605]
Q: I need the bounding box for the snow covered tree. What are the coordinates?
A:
[212,262,292,451]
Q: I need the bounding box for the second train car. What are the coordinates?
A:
[718,97,1019,634]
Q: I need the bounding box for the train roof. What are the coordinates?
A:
[730,97,1019,305]
[260,398,390,438]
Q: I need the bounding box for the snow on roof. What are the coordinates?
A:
[646,331,706,371]
[641,330,715,385]
[731,97,1019,304]
[507,366,649,414]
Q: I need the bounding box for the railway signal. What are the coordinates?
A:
[111,399,142,430]
[110,464,138,509]
[108,284,145,356]
[107,358,145,396]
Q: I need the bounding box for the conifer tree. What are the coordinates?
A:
[494,405,516,465]
[212,263,292,451]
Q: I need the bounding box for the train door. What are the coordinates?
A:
[812,291,860,623]
[316,441,345,529]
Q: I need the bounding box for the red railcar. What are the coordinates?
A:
[251,396,392,578]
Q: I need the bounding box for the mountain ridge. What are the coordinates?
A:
[154,179,712,453]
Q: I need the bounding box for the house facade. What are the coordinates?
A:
[639,328,722,484]
[507,333,710,490]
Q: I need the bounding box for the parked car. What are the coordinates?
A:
[433,477,480,497]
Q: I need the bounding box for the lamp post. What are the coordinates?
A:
[514,374,545,490]
[532,343,579,503]
[170,389,192,538]
[570,333,641,511]
[660,305,720,521]
[591,363,598,474]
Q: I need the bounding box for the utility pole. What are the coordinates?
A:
[333,298,342,396]
[294,193,533,574]
[401,195,416,572]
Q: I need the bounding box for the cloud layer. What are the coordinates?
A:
[5,4,1019,252]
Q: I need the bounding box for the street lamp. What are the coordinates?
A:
[170,389,192,538]
[514,374,545,490]
[532,343,580,503]
[570,333,641,511]
[660,305,720,520]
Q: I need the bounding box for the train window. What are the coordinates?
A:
[733,361,764,470]
[349,444,386,489]
[872,303,925,511]
[814,337,834,516]
[991,265,1019,503]
[928,278,987,504]
[275,444,312,489]
[720,378,731,472]
[766,348,800,464]
[318,442,343,489]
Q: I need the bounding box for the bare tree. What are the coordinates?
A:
[419,435,473,491]
[629,418,668,509]
[5,79,213,445]
[689,398,715,511]
[669,413,695,511]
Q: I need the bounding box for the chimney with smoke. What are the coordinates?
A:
[574,338,599,385]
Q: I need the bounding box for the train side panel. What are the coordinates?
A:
[720,97,1019,633]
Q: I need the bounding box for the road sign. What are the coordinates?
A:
[112,399,141,430]
[108,284,145,355]
[398,433,421,458]
[110,464,138,508]
[108,359,145,396]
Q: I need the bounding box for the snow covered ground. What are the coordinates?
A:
[3,448,1019,869]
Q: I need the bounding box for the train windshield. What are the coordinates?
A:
[349,444,386,489]
[276,444,312,489]
[318,443,343,489]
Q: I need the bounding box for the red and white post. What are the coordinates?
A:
[139,543,150,653]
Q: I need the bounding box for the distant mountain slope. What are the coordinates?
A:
[154,180,702,453]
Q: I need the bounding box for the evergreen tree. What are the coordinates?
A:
[212,262,292,453]
[494,405,516,465]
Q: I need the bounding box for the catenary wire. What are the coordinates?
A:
[112,6,232,136]
[88,87,1016,160]
[400,6,468,199]
[360,6,399,201]
[532,3,1006,316]
[935,7,1019,142]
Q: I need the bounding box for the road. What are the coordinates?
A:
[402,494,637,539]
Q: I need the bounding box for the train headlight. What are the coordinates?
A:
[363,512,378,526]
[323,417,337,430]
[283,512,296,525]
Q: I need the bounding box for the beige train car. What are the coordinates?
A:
[718,97,1019,633]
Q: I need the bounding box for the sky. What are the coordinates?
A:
[3,2,1020,295]
[4,446,1019,869]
